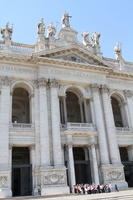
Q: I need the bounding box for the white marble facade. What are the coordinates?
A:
[0,14,133,198]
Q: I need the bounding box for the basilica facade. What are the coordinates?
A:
[0,14,133,198]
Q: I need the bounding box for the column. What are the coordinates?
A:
[38,78,50,167]
[30,145,35,192]
[67,144,76,188]
[91,84,109,165]
[29,93,34,124]
[63,96,67,124]
[83,99,89,123]
[0,77,12,197]
[79,99,84,123]
[90,98,96,125]
[124,90,133,128]
[127,146,133,161]
[50,79,63,166]
[90,145,99,185]
[101,85,121,164]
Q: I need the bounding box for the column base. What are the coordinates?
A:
[100,164,128,190]
[34,167,69,196]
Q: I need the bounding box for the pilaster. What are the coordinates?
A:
[90,83,109,165]
[50,79,63,166]
[90,144,99,185]
[124,90,133,128]
[0,76,12,197]
[101,84,121,164]
[38,78,50,167]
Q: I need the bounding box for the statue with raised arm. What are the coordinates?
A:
[91,32,101,47]
[61,12,71,28]
[37,18,45,35]
[81,32,91,47]
[114,42,122,60]
[47,23,56,39]
[1,22,13,42]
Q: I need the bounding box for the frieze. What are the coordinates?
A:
[0,65,35,74]
[0,176,8,188]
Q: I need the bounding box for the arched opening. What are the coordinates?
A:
[111,96,125,127]
[119,147,133,187]
[12,88,30,123]
[73,147,92,184]
[66,91,82,123]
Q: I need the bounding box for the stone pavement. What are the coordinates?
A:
[4,189,133,200]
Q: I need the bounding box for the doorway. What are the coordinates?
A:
[73,147,92,184]
[12,147,32,196]
[119,147,133,187]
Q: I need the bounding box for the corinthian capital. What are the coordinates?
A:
[90,83,100,91]
[101,84,109,93]
[34,78,48,88]
[124,90,133,98]
[0,76,12,86]
[50,79,59,88]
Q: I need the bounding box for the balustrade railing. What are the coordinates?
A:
[116,127,133,134]
[61,122,96,131]
[0,41,34,55]
[10,123,34,130]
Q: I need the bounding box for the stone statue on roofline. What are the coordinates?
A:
[1,22,13,43]
[91,32,101,47]
[37,18,45,42]
[61,12,72,28]
[114,42,124,70]
[81,32,92,47]
[47,23,56,39]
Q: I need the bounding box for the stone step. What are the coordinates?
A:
[4,189,133,200]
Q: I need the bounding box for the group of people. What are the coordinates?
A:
[73,183,119,195]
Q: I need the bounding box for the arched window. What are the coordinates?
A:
[12,88,30,123]
[111,95,128,127]
[66,91,81,122]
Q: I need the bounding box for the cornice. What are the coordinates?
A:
[108,71,133,80]
[33,44,110,67]
[1,52,133,81]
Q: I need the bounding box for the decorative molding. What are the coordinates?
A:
[101,165,125,183]
[34,78,48,88]
[100,84,109,93]
[0,76,12,86]
[124,90,133,98]
[90,83,101,90]
[50,79,59,88]
[43,170,67,185]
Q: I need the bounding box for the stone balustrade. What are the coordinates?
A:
[61,122,96,131]
[0,41,34,55]
[9,123,34,131]
[116,127,133,134]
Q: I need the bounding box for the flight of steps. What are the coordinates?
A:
[4,190,133,200]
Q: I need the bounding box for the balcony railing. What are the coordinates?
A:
[116,127,133,134]
[61,122,96,131]
[9,123,34,131]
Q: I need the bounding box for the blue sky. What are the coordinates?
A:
[0,0,133,61]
